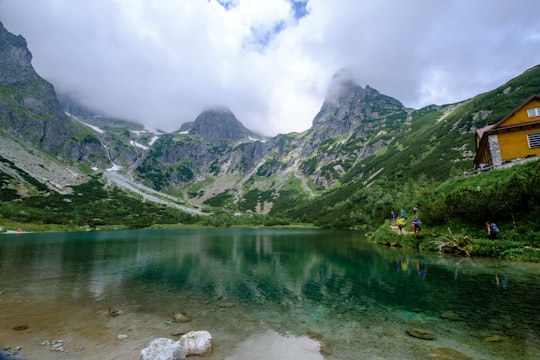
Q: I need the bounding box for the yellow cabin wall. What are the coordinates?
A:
[500,99,540,126]
[498,128,540,161]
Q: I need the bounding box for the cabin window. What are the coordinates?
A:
[527,132,540,148]
[526,107,540,118]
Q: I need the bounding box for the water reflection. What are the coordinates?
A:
[1,229,539,359]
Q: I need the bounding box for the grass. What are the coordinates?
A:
[370,221,540,262]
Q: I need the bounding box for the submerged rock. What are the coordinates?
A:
[406,327,435,340]
[306,331,323,340]
[319,340,333,355]
[218,302,236,309]
[172,311,192,323]
[12,325,29,331]
[306,331,332,355]
[483,335,504,343]
[440,311,461,321]
[40,340,65,352]
[169,329,186,337]
[429,347,472,359]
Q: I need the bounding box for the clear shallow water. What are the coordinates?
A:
[0,228,539,359]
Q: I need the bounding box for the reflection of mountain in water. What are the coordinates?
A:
[28,228,535,334]
[1,229,539,359]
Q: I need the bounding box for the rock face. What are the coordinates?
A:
[0,21,107,166]
[289,70,406,187]
[133,71,408,195]
[139,331,212,360]
[0,23,34,84]
[312,69,404,136]
[135,111,271,190]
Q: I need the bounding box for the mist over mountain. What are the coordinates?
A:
[180,107,266,143]
[1,21,540,226]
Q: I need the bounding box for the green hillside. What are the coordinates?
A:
[370,158,540,262]
[2,62,540,250]
[279,65,540,230]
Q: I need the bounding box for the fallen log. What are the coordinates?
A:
[429,228,471,257]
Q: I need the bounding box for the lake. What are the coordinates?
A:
[0,228,539,359]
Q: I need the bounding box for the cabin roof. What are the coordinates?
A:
[475,124,495,138]
[476,94,540,137]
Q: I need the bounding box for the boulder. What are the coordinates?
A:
[139,338,186,360]
[179,331,212,356]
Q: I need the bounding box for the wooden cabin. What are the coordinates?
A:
[474,95,540,169]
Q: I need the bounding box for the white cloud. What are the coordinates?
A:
[1,0,539,135]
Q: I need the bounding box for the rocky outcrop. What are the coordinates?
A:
[134,122,271,190]
[0,23,34,85]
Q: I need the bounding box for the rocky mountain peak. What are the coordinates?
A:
[0,22,108,167]
[0,21,34,84]
[324,69,363,107]
[185,107,260,143]
[312,70,404,131]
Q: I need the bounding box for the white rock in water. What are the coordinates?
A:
[179,331,212,356]
[117,334,128,341]
[139,338,186,360]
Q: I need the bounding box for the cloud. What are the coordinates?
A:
[1,0,539,136]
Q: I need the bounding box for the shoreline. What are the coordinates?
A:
[370,221,540,262]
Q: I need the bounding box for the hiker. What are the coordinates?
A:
[413,204,418,214]
[412,216,420,233]
[390,211,396,225]
[397,217,405,233]
[486,221,499,239]
[400,208,406,219]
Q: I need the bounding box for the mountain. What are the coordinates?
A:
[0,21,108,169]
[295,71,407,187]
[1,21,540,228]
[179,107,267,143]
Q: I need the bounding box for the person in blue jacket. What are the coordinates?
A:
[486,221,499,239]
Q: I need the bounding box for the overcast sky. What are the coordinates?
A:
[1,0,539,135]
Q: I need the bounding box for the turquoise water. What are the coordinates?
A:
[0,228,539,359]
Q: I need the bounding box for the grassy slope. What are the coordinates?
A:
[281,65,540,229]
[370,158,540,262]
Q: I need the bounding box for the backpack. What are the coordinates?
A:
[490,223,499,233]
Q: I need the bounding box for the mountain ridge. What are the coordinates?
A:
[1,21,540,225]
